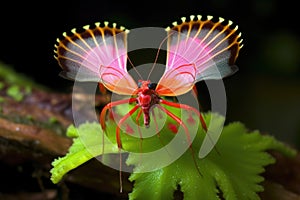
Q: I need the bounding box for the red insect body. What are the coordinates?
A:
[99,79,208,149]
[136,80,160,127]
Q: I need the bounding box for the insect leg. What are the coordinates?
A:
[160,99,207,132]
[156,104,202,176]
[151,108,160,135]
[100,98,137,167]
[156,104,191,145]
[135,109,143,138]
[151,107,173,157]
[116,105,140,149]
[115,104,139,193]
[161,100,221,156]
[100,98,136,130]
[135,109,143,152]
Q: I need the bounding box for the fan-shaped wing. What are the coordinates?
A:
[156,15,243,96]
[54,22,138,95]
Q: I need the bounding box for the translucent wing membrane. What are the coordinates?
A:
[54,22,138,95]
[156,15,243,96]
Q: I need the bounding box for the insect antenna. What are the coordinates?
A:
[146,32,174,81]
[127,54,143,80]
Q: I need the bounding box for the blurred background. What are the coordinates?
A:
[0,0,299,149]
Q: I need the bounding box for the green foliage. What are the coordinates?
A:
[50,123,119,184]
[50,112,296,200]
[0,62,42,89]
[0,82,4,90]
[6,85,24,101]
[0,62,45,103]
[128,115,296,200]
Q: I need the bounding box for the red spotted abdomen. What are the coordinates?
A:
[137,93,152,127]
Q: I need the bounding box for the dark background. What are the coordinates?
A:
[1,0,299,147]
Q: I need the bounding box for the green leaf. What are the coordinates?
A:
[50,108,296,200]
[0,62,44,89]
[6,85,24,101]
[50,122,119,184]
[127,113,297,200]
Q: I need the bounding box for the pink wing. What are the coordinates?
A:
[156,15,243,96]
[54,22,138,95]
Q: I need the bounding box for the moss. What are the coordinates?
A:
[0,62,45,90]
[6,85,24,101]
[0,81,4,90]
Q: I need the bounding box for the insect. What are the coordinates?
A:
[54,14,242,191]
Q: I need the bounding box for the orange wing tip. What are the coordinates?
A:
[235,27,244,48]
[169,14,240,27]
[207,15,213,20]
[234,25,238,31]
[193,15,233,26]
[219,17,225,23]
[84,21,128,32]
[91,21,129,33]
[55,21,128,43]
[166,14,244,64]
[55,38,60,44]
[104,21,109,27]
[95,22,101,27]
[53,20,129,65]
[82,25,90,30]
[71,28,77,34]
[53,42,59,54]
